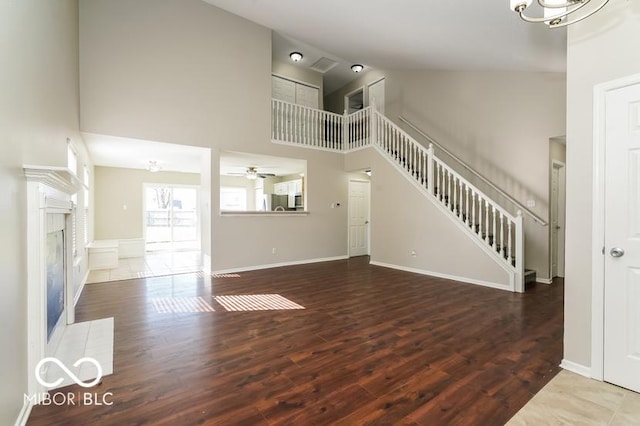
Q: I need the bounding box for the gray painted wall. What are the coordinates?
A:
[0,1,91,423]
[80,0,351,272]
[94,166,200,240]
[383,70,566,281]
[346,148,511,287]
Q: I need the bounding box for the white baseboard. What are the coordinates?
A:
[536,277,553,284]
[213,256,349,275]
[14,400,33,426]
[74,268,90,307]
[369,261,511,292]
[560,359,592,378]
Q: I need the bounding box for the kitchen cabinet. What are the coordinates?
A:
[274,182,288,195]
[274,179,302,196]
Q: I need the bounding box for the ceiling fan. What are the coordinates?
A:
[229,167,276,180]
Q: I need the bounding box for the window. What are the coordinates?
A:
[83,166,90,244]
[67,139,77,176]
[220,187,247,211]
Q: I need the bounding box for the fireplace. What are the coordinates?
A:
[24,166,82,396]
[46,229,65,342]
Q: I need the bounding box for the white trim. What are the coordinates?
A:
[213,256,349,275]
[74,267,90,307]
[560,359,592,378]
[591,72,640,382]
[14,400,33,426]
[549,159,566,280]
[536,277,553,285]
[202,253,212,275]
[271,139,343,154]
[369,261,511,292]
[344,85,365,114]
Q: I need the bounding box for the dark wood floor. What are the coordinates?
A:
[28,257,563,425]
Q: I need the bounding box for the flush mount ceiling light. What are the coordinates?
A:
[351,64,364,73]
[510,0,610,28]
[289,52,303,62]
[147,160,161,173]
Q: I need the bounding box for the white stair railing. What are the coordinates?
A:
[272,99,344,151]
[345,107,371,151]
[271,100,524,292]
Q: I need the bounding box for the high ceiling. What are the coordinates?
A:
[86,2,568,174]
[205,0,567,75]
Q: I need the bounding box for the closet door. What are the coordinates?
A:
[272,76,296,103]
[295,83,319,109]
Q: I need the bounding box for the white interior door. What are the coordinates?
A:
[368,79,385,115]
[349,180,370,257]
[603,82,640,393]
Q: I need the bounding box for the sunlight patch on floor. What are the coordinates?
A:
[213,294,305,311]
[152,297,215,313]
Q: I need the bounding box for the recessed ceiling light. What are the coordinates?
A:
[290,52,303,62]
[351,64,364,73]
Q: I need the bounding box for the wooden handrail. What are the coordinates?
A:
[398,116,548,226]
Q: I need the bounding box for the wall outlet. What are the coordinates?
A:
[271,247,276,254]
[526,199,536,208]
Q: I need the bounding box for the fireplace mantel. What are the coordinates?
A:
[23,165,84,194]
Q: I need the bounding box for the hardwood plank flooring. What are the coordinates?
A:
[28,257,563,425]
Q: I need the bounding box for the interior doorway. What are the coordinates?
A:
[550,160,566,278]
[144,184,200,251]
[345,87,364,114]
[348,179,370,257]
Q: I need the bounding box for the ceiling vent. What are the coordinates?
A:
[310,57,338,74]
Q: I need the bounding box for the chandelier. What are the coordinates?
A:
[510,0,610,28]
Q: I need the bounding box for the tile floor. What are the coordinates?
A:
[507,370,640,425]
[86,251,201,283]
[47,318,114,389]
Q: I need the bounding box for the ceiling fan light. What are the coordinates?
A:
[245,167,258,180]
[290,52,303,62]
[351,64,364,73]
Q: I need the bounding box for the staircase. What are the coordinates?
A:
[271,98,527,292]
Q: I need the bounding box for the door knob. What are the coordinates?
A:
[610,247,625,258]
[365,220,369,224]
